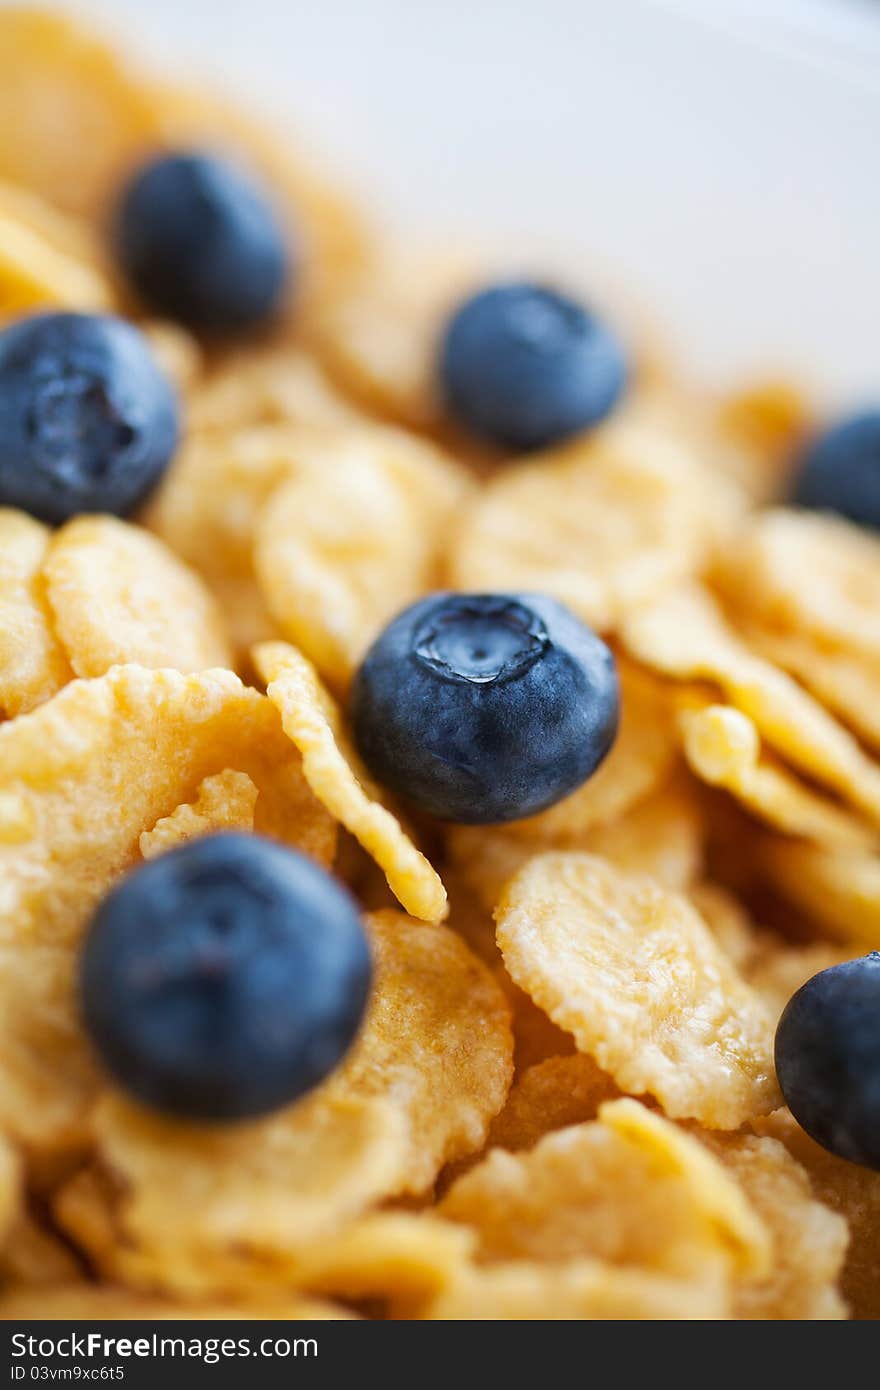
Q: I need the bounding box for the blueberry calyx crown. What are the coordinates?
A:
[413,596,549,685]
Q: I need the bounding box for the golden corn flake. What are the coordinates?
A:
[139,770,259,860]
[340,910,513,1192]
[758,837,880,948]
[0,195,113,314]
[0,942,98,1156]
[313,249,480,428]
[44,516,234,678]
[503,662,677,844]
[440,1099,768,1283]
[450,421,744,631]
[622,585,880,826]
[450,778,703,917]
[497,851,780,1127]
[254,426,472,688]
[486,1053,620,1154]
[584,778,704,892]
[0,1284,354,1319]
[145,424,328,652]
[63,1091,408,1297]
[0,508,71,717]
[746,622,880,754]
[716,509,880,665]
[0,664,334,947]
[680,701,875,849]
[294,1212,474,1317]
[255,641,446,922]
[755,1107,880,1321]
[188,345,358,434]
[0,9,159,215]
[697,1129,847,1320]
[425,1256,727,1320]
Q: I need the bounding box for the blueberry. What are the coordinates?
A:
[0,312,179,526]
[438,282,627,451]
[79,833,371,1122]
[113,152,291,335]
[775,952,880,1170]
[351,592,618,824]
[791,410,880,529]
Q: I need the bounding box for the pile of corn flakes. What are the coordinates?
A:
[0,8,878,1322]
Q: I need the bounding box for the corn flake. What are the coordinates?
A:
[758,837,880,947]
[313,249,480,428]
[746,622,880,754]
[449,777,703,918]
[0,196,113,314]
[0,508,71,716]
[294,1212,474,1317]
[189,345,357,435]
[255,641,446,922]
[0,1284,354,1319]
[139,770,259,860]
[44,517,233,678]
[59,1090,408,1297]
[340,910,513,1192]
[254,426,471,687]
[486,1053,620,1154]
[450,421,744,631]
[697,1129,847,1319]
[755,1107,880,1320]
[425,1256,727,1320]
[0,942,98,1156]
[440,1099,768,1282]
[496,851,780,1127]
[680,701,875,849]
[715,509,880,664]
[0,664,334,947]
[622,585,880,826]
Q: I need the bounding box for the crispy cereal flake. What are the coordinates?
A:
[0,664,334,947]
[440,1099,768,1280]
[61,1091,408,1296]
[339,910,514,1192]
[139,770,259,859]
[622,585,880,826]
[450,422,744,631]
[696,1129,848,1319]
[254,426,471,687]
[680,701,874,849]
[0,508,71,716]
[496,851,780,1127]
[44,517,234,678]
[255,641,447,922]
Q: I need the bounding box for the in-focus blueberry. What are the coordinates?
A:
[775,952,880,1170]
[791,410,880,530]
[438,282,627,451]
[80,833,371,1122]
[0,312,179,525]
[113,151,291,334]
[351,592,619,824]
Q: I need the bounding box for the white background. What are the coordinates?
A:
[64,0,880,403]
